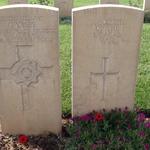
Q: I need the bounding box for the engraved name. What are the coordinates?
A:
[93,19,126,44]
[0,16,57,43]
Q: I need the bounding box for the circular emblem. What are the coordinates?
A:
[11,59,41,86]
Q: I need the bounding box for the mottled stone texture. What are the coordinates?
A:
[72,5,144,116]
[54,0,73,17]
[100,0,119,4]
[0,5,61,135]
[8,0,28,4]
[144,0,150,11]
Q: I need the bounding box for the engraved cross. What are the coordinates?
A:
[0,45,52,111]
[91,57,119,101]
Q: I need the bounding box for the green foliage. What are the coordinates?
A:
[60,24,72,114]
[136,24,150,110]
[0,0,7,5]
[30,0,53,5]
[65,109,150,150]
[74,0,99,7]
[128,0,143,8]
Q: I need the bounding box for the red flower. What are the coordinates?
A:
[95,113,104,121]
[18,135,28,144]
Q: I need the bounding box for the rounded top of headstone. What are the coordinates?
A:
[72,4,143,12]
[0,4,59,11]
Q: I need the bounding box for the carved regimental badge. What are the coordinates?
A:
[11,59,41,86]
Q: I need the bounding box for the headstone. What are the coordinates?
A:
[72,5,144,116]
[0,5,61,135]
[144,0,150,11]
[100,0,119,4]
[8,0,28,4]
[54,0,73,17]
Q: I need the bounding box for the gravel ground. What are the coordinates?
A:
[0,132,65,150]
[0,119,70,150]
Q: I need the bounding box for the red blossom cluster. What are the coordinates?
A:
[95,113,104,121]
[18,135,28,144]
[77,112,105,122]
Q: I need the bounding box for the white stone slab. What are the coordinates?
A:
[72,5,144,116]
[0,4,61,135]
[54,0,73,17]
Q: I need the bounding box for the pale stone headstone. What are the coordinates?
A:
[72,5,144,116]
[0,4,61,135]
[144,0,150,11]
[54,0,73,17]
[8,0,28,4]
[100,0,119,4]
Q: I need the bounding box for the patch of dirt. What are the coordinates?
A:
[0,132,65,150]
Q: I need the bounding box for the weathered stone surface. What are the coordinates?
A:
[54,0,73,17]
[100,0,119,4]
[0,5,61,135]
[72,5,144,116]
[144,0,150,11]
[8,0,28,4]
